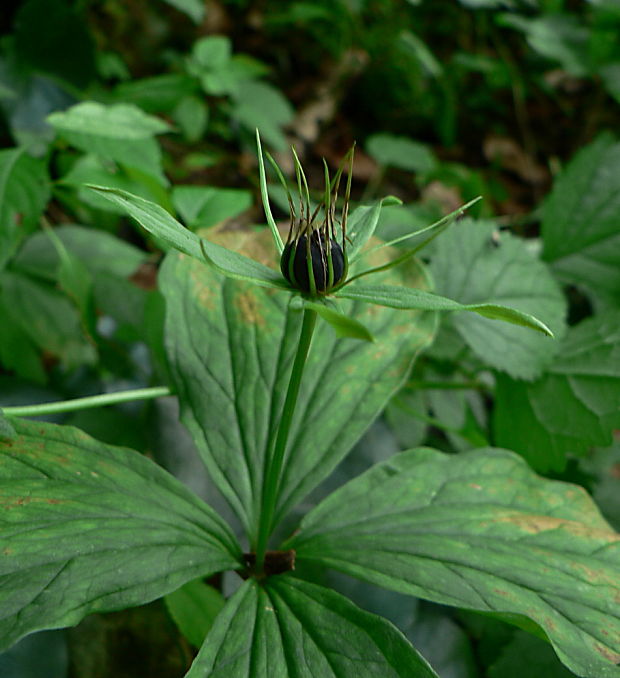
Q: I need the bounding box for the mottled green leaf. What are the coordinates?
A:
[429,219,565,379]
[159,231,436,536]
[186,577,439,677]
[494,311,620,471]
[164,579,225,648]
[0,418,241,651]
[288,447,620,678]
[541,134,620,304]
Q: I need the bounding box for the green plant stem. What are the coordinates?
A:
[254,307,317,572]
[2,387,172,417]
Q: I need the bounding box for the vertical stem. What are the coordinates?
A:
[255,307,317,572]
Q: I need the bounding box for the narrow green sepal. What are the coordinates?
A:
[304,300,375,342]
[86,185,288,291]
[337,283,554,336]
[256,129,284,254]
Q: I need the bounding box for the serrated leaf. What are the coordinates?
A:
[287,447,620,678]
[541,134,620,304]
[164,579,225,648]
[47,102,170,183]
[494,310,620,472]
[186,577,439,678]
[429,219,566,379]
[0,418,241,651]
[159,230,436,536]
[86,186,288,290]
[337,282,553,337]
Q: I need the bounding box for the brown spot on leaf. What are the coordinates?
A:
[594,643,620,664]
[234,290,265,327]
[2,548,13,555]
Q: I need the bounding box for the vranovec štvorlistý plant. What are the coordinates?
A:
[0,133,619,678]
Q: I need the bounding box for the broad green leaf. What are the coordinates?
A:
[159,230,436,535]
[541,134,620,304]
[287,447,620,678]
[47,102,170,183]
[14,224,147,281]
[337,283,553,337]
[86,186,288,290]
[429,219,565,379]
[172,185,252,229]
[0,149,50,271]
[303,300,374,342]
[366,133,437,173]
[0,271,96,369]
[0,418,241,651]
[164,579,225,648]
[494,311,620,472]
[186,577,439,677]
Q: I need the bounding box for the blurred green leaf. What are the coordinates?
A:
[14,224,147,281]
[488,631,577,678]
[0,271,96,369]
[429,219,565,379]
[366,133,438,173]
[172,186,252,229]
[186,577,439,678]
[0,149,50,271]
[164,579,225,648]
[541,133,620,304]
[160,0,205,22]
[288,447,620,678]
[232,81,294,150]
[494,311,620,471]
[172,96,209,142]
[0,418,241,652]
[47,102,170,184]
